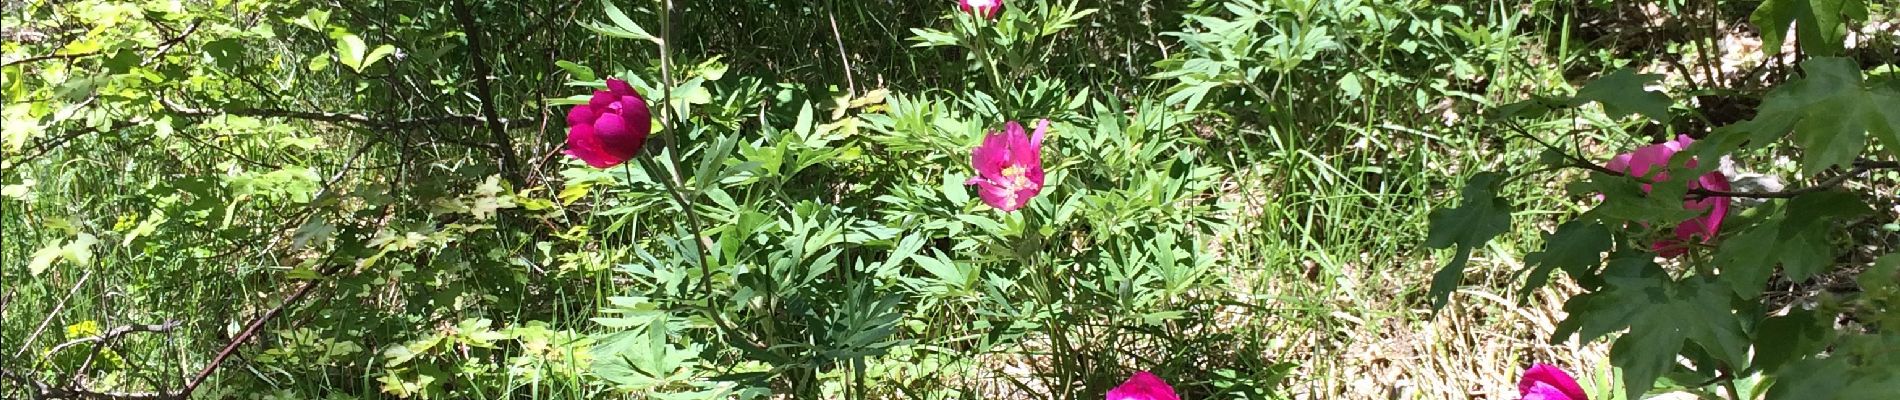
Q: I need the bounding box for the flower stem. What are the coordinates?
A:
[647,0,762,351]
[970,16,1007,103]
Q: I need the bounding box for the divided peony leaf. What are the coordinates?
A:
[1746,58,1891,175]
[1425,172,1513,310]
[1572,69,1674,123]
[1521,221,1611,296]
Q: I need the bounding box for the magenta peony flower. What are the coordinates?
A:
[1108,371,1180,400]
[564,78,652,168]
[958,0,1003,19]
[1518,364,1588,400]
[966,119,1048,212]
[1604,134,1731,258]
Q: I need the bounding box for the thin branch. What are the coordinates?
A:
[175,246,354,398]
[2,18,200,68]
[1,52,100,67]
[42,321,181,359]
[56,321,181,392]
[1,367,50,399]
[12,270,94,359]
[6,125,100,166]
[448,0,525,187]
[828,8,858,96]
[1503,123,1899,199]
[4,364,177,400]
[159,96,510,130]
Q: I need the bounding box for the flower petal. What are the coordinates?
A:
[590,113,646,161]
[605,78,636,96]
[1518,364,1588,400]
[1521,382,1581,400]
[589,90,617,108]
[1678,170,1732,244]
[1004,121,1038,167]
[564,124,624,168]
[567,105,597,126]
[1107,371,1180,400]
[971,131,1011,177]
[1031,119,1050,149]
[973,181,1020,211]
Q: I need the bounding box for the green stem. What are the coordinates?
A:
[970,16,1007,101]
[646,1,763,351]
[1719,366,1745,400]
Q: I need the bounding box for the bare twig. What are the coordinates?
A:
[1504,123,1900,199]
[828,9,857,96]
[42,321,181,360]
[1,367,51,399]
[12,270,94,359]
[1,51,101,68]
[5,362,178,400]
[55,321,181,392]
[448,0,525,187]
[172,210,387,400]
[158,96,509,130]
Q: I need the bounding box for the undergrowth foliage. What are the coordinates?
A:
[2,0,1895,399]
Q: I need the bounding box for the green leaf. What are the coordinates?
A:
[1752,308,1829,373]
[1777,233,1834,281]
[1752,58,1886,174]
[1793,91,1874,174]
[1572,69,1673,123]
[61,233,97,268]
[1556,258,1749,399]
[1610,316,1685,400]
[362,44,397,70]
[1556,254,1668,344]
[1868,82,1900,159]
[942,171,970,206]
[121,211,166,247]
[1424,172,1513,310]
[1673,279,1750,369]
[1794,0,1868,57]
[1570,172,1697,223]
[555,60,596,81]
[1776,192,1869,280]
[336,34,367,72]
[27,240,63,276]
[1751,0,1870,58]
[1715,224,1781,298]
[907,28,958,47]
[1863,254,1900,293]
[203,38,246,71]
[1750,0,1799,58]
[590,0,657,43]
[1764,333,1900,400]
[306,53,331,71]
[1521,220,1611,296]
